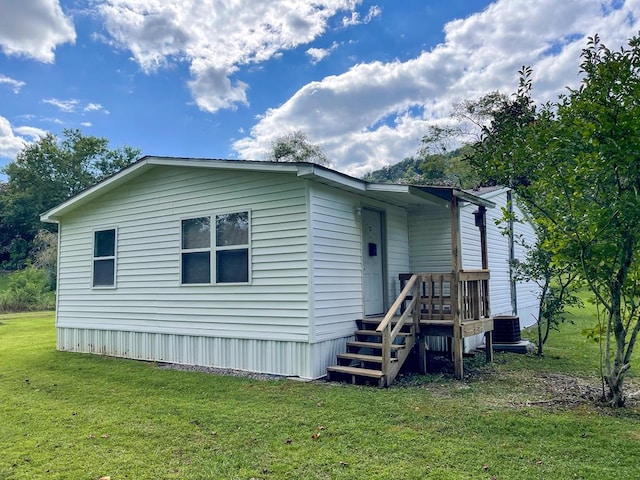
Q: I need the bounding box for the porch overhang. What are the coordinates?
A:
[362,184,496,210]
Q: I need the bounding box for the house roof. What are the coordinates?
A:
[41,156,494,223]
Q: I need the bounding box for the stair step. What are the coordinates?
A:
[360,316,402,325]
[355,329,412,337]
[347,341,405,350]
[337,352,397,363]
[326,365,384,378]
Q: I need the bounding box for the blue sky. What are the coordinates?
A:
[0,0,638,179]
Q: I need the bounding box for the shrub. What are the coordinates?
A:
[0,267,55,312]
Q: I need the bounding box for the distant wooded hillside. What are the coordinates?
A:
[361,145,479,188]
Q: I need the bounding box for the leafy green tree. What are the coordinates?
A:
[0,267,55,312]
[30,229,58,290]
[472,35,640,407]
[1,129,140,269]
[267,130,329,165]
[507,222,581,355]
[415,145,480,188]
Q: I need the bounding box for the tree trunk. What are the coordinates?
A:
[603,235,635,407]
[536,278,550,356]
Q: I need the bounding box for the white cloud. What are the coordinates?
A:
[43,97,80,112]
[80,122,92,127]
[364,5,381,23]
[42,117,64,125]
[84,103,104,112]
[0,74,25,93]
[97,0,362,113]
[0,0,75,63]
[342,12,360,27]
[306,42,339,64]
[234,0,640,177]
[14,125,48,139]
[0,116,47,160]
[43,98,107,114]
[342,5,381,27]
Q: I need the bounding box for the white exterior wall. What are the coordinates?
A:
[309,183,410,342]
[385,206,410,300]
[460,192,512,318]
[407,205,452,273]
[56,166,319,378]
[308,184,363,343]
[460,195,510,351]
[460,189,540,349]
[512,201,540,328]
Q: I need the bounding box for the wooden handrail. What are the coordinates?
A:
[376,274,419,384]
[458,269,490,281]
[376,274,418,333]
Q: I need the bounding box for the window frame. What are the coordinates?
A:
[180,216,212,285]
[92,227,117,289]
[180,210,251,286]
[214,210,251,284]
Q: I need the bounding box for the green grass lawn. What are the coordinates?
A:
[1,311,639,480]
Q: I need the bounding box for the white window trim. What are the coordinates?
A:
[92,227,117,289]
[180,210,252,286]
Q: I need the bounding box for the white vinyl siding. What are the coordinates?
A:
[408,205,452,273]
[309,184,363,341]
[384,206,410,300]
[512,201,540,328]
[55,166,310,344]
[309,184,410,342]
[460,189,541,331]
[460,190,513,318]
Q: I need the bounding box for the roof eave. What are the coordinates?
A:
[40,158,153,223]
[454,190,496,208]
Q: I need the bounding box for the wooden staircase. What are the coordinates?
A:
[327,271,494,386]
[327,316,416,386]
[327,275,421,387]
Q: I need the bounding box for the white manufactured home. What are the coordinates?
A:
[42,157,538,385]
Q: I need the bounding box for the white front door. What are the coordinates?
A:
[362,208,385,316]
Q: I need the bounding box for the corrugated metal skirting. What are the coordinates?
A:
[57,327,349,379]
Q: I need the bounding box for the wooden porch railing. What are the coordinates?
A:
[391,270,492,379]
[458,270,491,322]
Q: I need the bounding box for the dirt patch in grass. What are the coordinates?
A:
[516,372,604,406]
[477,369,640,410]
[396,364,640,411]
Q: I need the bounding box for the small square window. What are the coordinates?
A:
[93,229,116,287]
[93,259,115,286]
[216,212,249,246]
[182,217,210,249]
[216,249,249,283]
[94,229,115,257]
[182,251,211,284]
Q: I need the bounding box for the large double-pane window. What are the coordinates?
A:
[181,211,250,284]
[93,228,116,287]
